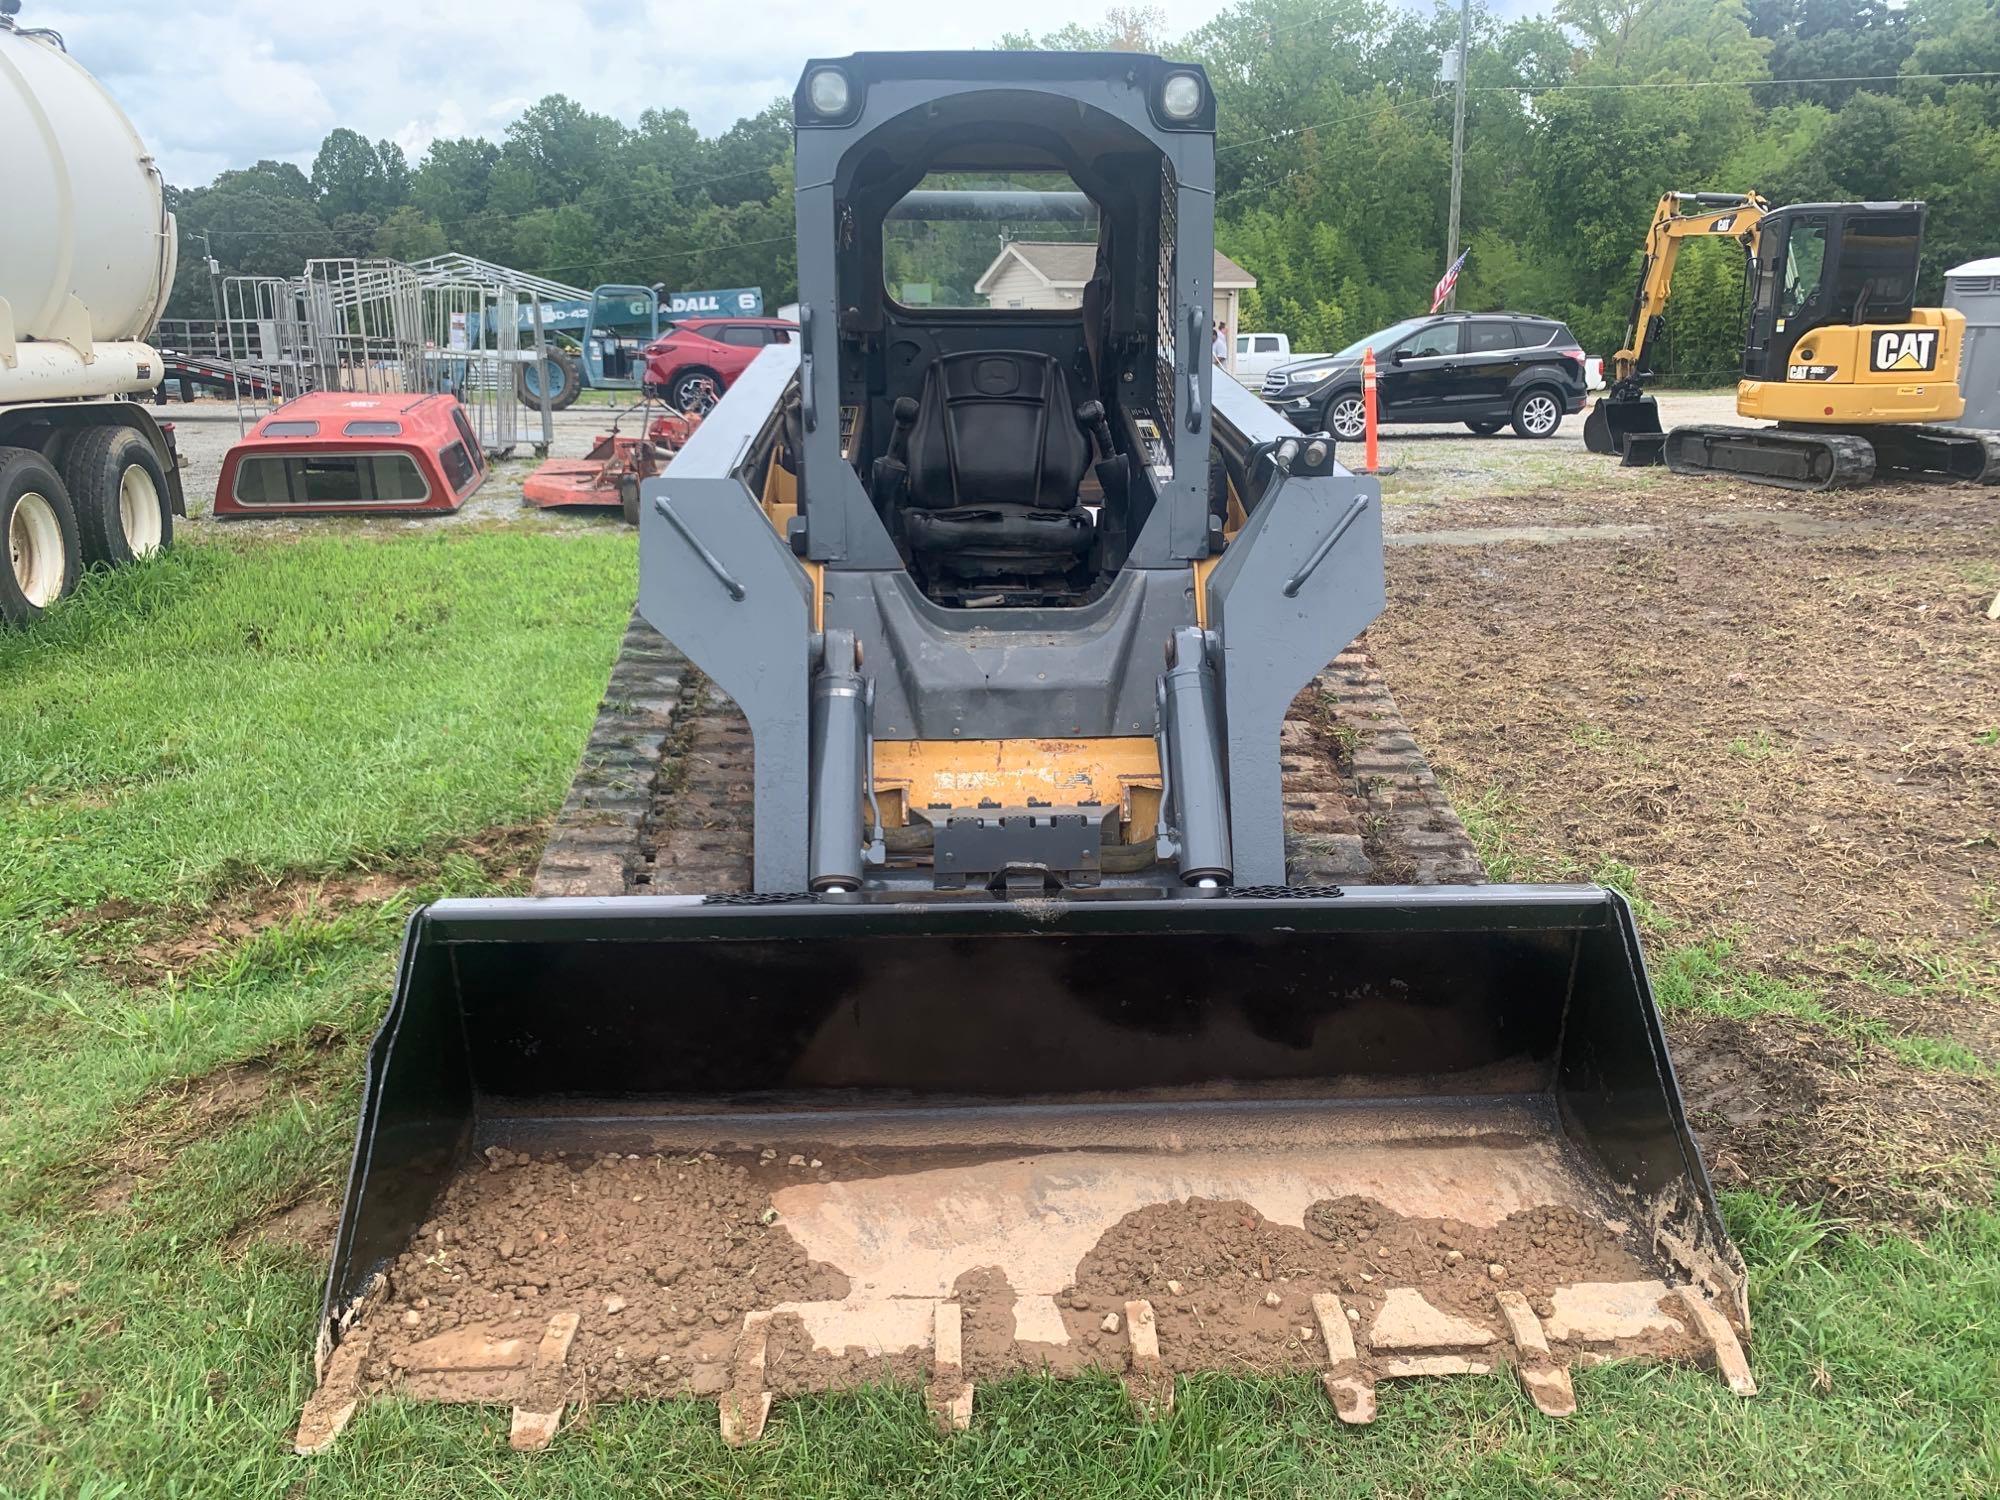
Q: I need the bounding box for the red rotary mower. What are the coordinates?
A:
[521,410,701,524]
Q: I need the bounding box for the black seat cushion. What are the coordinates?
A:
[904,351,1092,513]
[903,503,1095,569]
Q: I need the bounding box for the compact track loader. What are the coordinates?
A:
[300,54,1752,1455]
[1585,191,2000,489]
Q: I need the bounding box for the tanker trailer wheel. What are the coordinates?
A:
[1,448,83,626]
[64,426,173,568]
[519,350,582,412]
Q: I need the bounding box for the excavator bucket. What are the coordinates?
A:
[1583,394,1666,463]
[297,885,1752,1451]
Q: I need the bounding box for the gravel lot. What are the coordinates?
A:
[159,387,1743,543]
[1352,389,1743,519]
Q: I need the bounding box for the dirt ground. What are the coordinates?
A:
[57,825,545,987]
[1367,423,1999,1227]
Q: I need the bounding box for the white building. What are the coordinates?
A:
[974,242,1257,370]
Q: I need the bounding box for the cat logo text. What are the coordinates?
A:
[1870,329,1939,373]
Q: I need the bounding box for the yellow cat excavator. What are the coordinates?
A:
[1586,191,2000,489]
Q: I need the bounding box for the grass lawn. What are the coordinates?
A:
[1,527,1995,1497]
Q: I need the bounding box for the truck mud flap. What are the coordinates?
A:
[300,886,1751,1450]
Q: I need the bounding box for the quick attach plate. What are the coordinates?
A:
[925,804,1116,891]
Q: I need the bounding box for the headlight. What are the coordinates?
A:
[1288,367,1334,385]
[1160,72,1204,121]
[805,67,851,117]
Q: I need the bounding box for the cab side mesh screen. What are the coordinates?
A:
[1154,157,1178,459]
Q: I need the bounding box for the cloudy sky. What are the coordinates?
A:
[32,0,1543,188]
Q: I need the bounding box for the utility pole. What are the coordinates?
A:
[199,229,224,351]
[1444,0,1470,310]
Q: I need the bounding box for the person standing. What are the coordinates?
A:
[1212,321,1229,368]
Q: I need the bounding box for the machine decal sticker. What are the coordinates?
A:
[1870,329,1939,372]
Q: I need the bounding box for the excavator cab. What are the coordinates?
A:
[300,55,1753,1456]
[1739,203,1925,381]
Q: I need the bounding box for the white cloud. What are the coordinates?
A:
[27,0,1554,186]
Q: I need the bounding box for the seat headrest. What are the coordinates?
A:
[904,351,1091,511]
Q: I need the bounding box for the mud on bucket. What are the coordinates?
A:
[299,884,1752,1449]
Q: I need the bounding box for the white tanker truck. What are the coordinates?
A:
[1,0,185,625]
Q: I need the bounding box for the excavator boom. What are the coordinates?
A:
[1585,192,1767,460]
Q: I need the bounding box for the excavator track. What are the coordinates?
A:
[535,615,1483,898]
[1661,424,1877,492]
[1661,422,2000,491]
[1862,423,2000,485]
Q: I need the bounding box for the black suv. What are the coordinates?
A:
[1261,312,1589,439]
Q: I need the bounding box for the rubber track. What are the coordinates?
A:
[536,615,1484,896]
[1664,424,1876,492]
[1868,423,2000,486]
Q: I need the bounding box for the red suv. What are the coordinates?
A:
[642,318,798,412]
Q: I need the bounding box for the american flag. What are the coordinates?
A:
[1430,250,1469,313]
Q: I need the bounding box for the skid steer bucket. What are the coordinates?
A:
[298,885,1751,1451]
[1583,394,1666,460]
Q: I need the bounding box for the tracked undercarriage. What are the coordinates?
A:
[533,618,1484,901]
[1658,421,2000,492]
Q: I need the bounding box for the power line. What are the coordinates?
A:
[179,65,2000,255]
[529,234,793,283]
[1219,65,2000,159]
[1472,68,2000,95]
[1218,87,1446,156]
[1218,90,1449,205]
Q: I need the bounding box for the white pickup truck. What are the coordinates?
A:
[1233,331,1323,380]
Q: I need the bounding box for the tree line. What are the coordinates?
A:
[166,0,2000,383]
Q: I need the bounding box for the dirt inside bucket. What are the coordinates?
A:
[348,1143,1684,1405]
[1061,1195,1652,1374]
[361,1148,850,1401]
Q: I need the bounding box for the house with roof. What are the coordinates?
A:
[973,241,1257,370]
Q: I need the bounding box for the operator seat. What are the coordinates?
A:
[900,351,1095,581]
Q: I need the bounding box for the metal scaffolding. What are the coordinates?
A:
[206,256,556,456]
